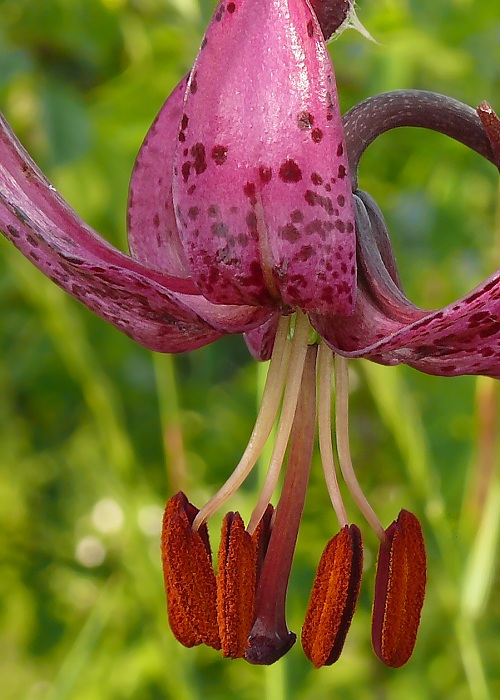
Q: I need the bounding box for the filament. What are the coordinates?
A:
[317,343,349,527]
[247,311,311,534]
[334,354,385,541]
[193,314,292,530]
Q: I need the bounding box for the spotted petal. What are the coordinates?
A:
[127,75,273,335]
[312,193,500,378]
[0,112,223,352]
[173,0,356,315]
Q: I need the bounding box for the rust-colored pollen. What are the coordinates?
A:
[161,492,221,650]
[301,524,363,667]
[372,509,427,668]
[217,512,258,658]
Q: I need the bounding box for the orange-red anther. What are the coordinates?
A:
[301,524,363,667]
[251,503,274,582]
[217,512,258,658]
[161,492,221,650]
[372,509,427,668]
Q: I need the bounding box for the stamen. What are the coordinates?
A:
[247,311,312,534]
[252,503,275,580]
[372,510,427,667]
[161,493,221,650]
[246,345,318,665]
[217,512,257,658]
[317,343,349,527]
[193,314,292,530]
[301,524,363,667]
[334,355,386,541]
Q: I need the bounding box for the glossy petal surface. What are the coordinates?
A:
[128,75,192,277]
[128,76,273,335]
[173,0,356,315]
[312,273,500,378]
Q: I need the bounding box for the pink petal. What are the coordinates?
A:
[312,272,500,378]
[128,75,192,277]
[127,75,273,335]
[0,112,248,352]
[244,313,281,361]
[173,0,356,315]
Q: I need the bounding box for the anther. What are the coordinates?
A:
[372,509,427,667]
[217,512,257,658]
[161,492,221,650]
[302,524,363,667]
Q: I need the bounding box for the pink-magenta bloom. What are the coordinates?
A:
[0,0,499,377]
[1,0,500,666]
[1,0,499,377]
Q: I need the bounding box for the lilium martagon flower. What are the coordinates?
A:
[1,0,500,669]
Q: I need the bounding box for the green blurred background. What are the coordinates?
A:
[0,0,499,698]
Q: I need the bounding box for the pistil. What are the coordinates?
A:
[246,344,318,664]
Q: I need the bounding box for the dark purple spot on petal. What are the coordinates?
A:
[191,143,207,175]
[212,222,229,238]
[243,181,257,205]
[338,164,347,179]
[304,190,334,215]
[311,128,323,143]
[298,245,314,261]
[279,159,302,183]
[307,20,314,37]
[227,1,236,12]
[311,172,323,186]
[337,142,344,157]
[297,111,314,130]
[290,210,304,223]
[259,165,272,184]
[279,223,301,242]
[212,145,228,164]
[188,207,200,220]
[246,211,257,229]
[337,195,345,207]
[182,162,191,183]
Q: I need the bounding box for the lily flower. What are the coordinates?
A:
[1,0,500,668]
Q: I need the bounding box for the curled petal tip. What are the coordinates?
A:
[372,510,426,668]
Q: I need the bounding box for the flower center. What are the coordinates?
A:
[161,311,426,666]
[193,311,384,542]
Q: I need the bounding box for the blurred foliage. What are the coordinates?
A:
[0,0,500,698]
